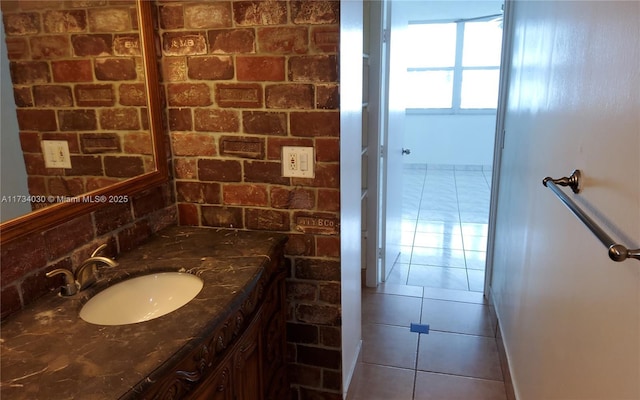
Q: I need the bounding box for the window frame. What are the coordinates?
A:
[406,18,502,115]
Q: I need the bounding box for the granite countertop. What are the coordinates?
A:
[0,226,288,400]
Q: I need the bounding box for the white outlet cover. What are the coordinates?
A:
[42,140,72,169]
[282,146,314,178]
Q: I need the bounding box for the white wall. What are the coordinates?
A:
[492,1,640,398]
[392,1,503,167]
[0,18,31,222]
[404,114,496,166]
[340,0,363,397]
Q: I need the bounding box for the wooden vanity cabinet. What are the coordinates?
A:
[140,248,288,400]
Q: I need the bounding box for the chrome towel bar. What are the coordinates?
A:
[543,170,640,262]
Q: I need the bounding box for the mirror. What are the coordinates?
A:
[0,0,167,244]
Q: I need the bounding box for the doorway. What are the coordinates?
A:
[367,0,506,295]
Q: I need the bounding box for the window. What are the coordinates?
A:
[405,19,503,111]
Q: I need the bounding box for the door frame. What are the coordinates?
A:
[365,0,514,296]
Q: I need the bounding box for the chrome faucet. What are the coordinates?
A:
[46,244,118,296]
[75,244,118,290]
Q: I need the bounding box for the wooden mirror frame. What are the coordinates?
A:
[0,1,167,244]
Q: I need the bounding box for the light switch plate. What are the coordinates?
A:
[42,140,72,169]
[282,146,314,178]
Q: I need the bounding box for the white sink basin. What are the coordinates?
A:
[79,272,203,326]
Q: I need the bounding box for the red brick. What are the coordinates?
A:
[174,158,198,180]
[171,132,216,156]
[85,177,121,192]
[271,187,315,209]
[29,35,70,59]
[219,136,264,159]
[236,56,285,81]
[74,84,115,107]
[13,87,32,106]
[168,108,193,131]
[285,236,314,259]
[99,108,140,130]
[159,4,184,29]
[244,160,289,185]
[131,186,169,218]
[162,57,188,82]
[43,214,94,260]
[290,111,339,137]
[317,189,340,211]
[118,83,146,106]
[123,132,152,155]
[113,34,141,56]
[19,131,41,153]
[67,155,102,176]
[94,202,133,236]
[95,58,137,81]
[16,109,57,131]
[162,31,207,56]
[167,83,212,107]
[289,55,338,82]
[265,84,313,109]
[52,60,92,82]
[295,258,341,281]
[287,281,317,301]
[176,181,220,204]
[311,26,339,53]
[266,137,314,160]
[79,133,120,153]
[177,203,199,226]
[245,208,290,231]
[43,9,86,33]
[208,28,255,53]
[48,176,85,196]
[242,111,287,135]
[201,205,243,228]
[291,1,339,25]
[0,232,47,284]
[58,109,98,131]
[3,12,40,35]
[104,156,145,177]
[5,37,29,59]
[71,34,113,56]
[315,137,339,162]
[194,109,239,132]
[10,61,50,84]
[316,236,340,257]
[319,282,340,304]
[316,84,339,109]
[257,27,308,54]
[223,184,268,206]
[117,220,152,252]
[88,8,131,32]
[296,304,340,326]
[216,83,263,108]
[198,159,242,182]
[187,56,234,80]
[233,1,287,26]
[184,3,232,29]
[303,163,339,188]
[33,85,73,107]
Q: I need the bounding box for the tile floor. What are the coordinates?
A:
[347,165,510,400]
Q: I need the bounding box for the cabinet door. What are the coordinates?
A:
[233,314,262,400]
[191,363,234,400]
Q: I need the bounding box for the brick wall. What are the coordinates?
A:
[157,1,342,398]
[1,0,154,209]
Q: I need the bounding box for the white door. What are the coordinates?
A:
[379,0,406,283]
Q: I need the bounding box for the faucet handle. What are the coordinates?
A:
[90,243,108,257]
[46,269,78,296]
